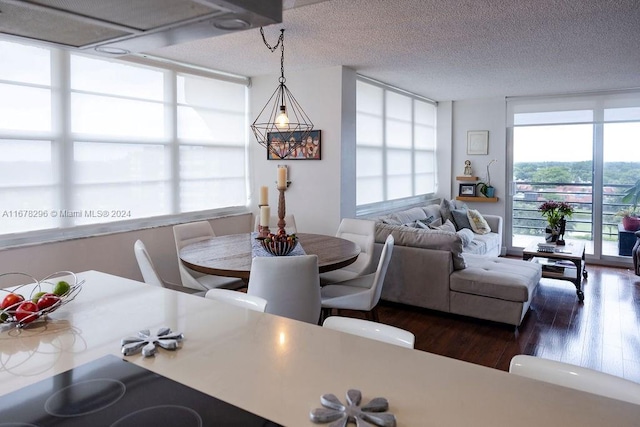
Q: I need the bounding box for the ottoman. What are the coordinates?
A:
[449,255,542,326]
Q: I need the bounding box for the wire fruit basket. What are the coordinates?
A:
[0,271,83,328]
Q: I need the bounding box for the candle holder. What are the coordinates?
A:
[258,225,271,238]
[277,188,287,233]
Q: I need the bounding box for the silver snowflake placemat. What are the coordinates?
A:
[310,389,396,427]
[121,327,184,357]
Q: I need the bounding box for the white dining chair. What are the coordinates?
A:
[247,254,321,324]
[509,355,640,405]
[134,239,165,288]
[320,235,394,322]
[320,218,376,285]
[204,289,267,312]
[322,316,415,349]
[173,221,245,291]
[254,214,297,235]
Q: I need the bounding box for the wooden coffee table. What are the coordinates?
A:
[522,241,587,302]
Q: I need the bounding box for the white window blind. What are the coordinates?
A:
[0,39,248,242]
[356,77,436,209]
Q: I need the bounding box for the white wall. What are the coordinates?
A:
[436,101,453,199]
[0,214,251,287]
[249,66,352,236]
[451,98,507,218]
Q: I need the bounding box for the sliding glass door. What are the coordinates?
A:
[508,91,640,261]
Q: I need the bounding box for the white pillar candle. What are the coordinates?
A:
[259,186,268,205]
[260,206,270,227]
[277,166,287,189]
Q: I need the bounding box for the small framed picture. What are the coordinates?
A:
[459,183,476,197]
[267,130,321,160]
[467,130,489,155]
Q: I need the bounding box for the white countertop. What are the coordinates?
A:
[1,270,638,426]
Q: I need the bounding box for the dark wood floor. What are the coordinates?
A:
[349,262,640,382]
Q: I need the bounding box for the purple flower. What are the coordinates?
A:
[538,201,574,228]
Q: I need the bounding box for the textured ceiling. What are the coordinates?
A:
[147,0,640,101]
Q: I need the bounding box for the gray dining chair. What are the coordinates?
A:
[320,218,376,285]
[322,316,415,349]
[205,289,267,312]
[509,355,640,405]
[134,239,165,288]
[320,235,394,322]
[173,221,244,291]
[247,254,320,324]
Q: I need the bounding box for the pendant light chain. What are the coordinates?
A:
[251,27,313,160]
[260,27,286,83]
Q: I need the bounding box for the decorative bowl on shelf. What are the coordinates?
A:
[257,233,299,256]
[0,271,83,328]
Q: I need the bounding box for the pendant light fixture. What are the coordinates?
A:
[251,28,313,160]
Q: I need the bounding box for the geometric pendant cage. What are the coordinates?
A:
[250,28,313,159]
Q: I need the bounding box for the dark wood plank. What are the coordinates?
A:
[360,261,640,383]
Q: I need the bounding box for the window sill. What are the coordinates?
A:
[0,207,252,250]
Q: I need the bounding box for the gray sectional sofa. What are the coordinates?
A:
[370,202,541,326]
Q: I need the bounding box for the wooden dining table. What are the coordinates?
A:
[179,232,361,280]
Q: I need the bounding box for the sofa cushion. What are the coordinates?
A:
[415,215,437,229]
[456,228,475,247]
[375,222,466,270]
[430,219,456,233]
[422,205,442,222]
[389,207,427,224]
[439,198,455,224]
[463,233,500,256]
[450,255,541,302]
[467,209,491,234]
[451,208,472,230]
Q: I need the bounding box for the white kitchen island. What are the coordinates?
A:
[1,270,638,426]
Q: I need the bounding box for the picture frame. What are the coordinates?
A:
[467,130,489,155]
[267,130,321,160]
[459,183,476,197]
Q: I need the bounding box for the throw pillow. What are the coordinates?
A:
[456,228,475,247]
[415,215,436,229]
[439,199,455,224]
[429,219,456,233]
[428,217,442,228]
[451,208,472,231]
[467,209,491,235]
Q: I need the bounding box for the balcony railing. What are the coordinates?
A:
[513,181,634,255]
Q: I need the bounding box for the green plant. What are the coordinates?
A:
[538,200,574,229]
[620,179,640,217]
[476,182,493,196]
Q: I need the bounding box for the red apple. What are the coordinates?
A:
[15,301,39,324]
[37,293,61,311]
[1,293,25,311]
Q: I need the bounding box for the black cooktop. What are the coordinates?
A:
[0,354,282,426]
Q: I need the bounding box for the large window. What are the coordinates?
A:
[356,78,436,209]
[0,39,248,243]
[508,91,640,260]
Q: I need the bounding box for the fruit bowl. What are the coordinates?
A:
[0,271,83,328]
[257,233,299,256]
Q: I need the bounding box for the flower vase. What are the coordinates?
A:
[545,226,560,243]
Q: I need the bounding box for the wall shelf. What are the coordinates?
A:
[456,196,498,203]
[456,176,478,181]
